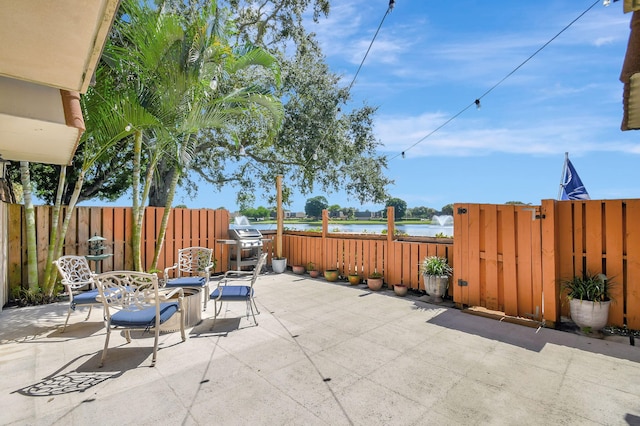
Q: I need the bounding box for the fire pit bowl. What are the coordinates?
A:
[158,287,202,332]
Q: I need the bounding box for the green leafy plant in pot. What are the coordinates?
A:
[562,272,613,333]
[420,256,452,303]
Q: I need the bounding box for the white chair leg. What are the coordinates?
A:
[248,299,258,325]
[84,305,93,321]
[151,328,159,367]
[100,327,111,368]
[251,297,260,315]
[62,307,73,333]
[202,282,209,311]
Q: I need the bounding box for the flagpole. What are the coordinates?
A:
[558,152,569,200]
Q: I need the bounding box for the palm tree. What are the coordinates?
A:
[101,0,283,270]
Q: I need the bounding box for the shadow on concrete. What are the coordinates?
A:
[426,307,640,363]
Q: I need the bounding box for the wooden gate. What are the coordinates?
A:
[453,203,544,323]
[454,200,640,329]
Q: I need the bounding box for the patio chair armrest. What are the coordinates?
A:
[163,263,178,279]
[159,286,184,301]
[221,270,253,279]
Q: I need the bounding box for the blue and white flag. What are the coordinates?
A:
[561,158,590,200]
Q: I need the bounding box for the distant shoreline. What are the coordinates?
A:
[251,219,437,226]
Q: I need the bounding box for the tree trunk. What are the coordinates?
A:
[19,161,39,291]
[43,166,67,296]
[131,130,143,271]
[151,169,180,271]
[149,161,174,207]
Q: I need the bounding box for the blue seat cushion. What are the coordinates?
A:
[210,286,253,301]
[166,276,206,287]
[110,302,179,327]
[71,289,100,309]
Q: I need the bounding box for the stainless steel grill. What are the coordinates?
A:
[224,227,264,271]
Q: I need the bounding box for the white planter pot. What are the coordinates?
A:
[272,258,287,274]
[569,299,610,331]
[423,274,449,302]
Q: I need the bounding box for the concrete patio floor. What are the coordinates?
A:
[2,272,640,425]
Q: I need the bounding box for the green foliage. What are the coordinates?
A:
[562,272,613,302]
[306,262,316,272]
[369,271,383,278]
[440,204,454,216]
[240,206,272,220]
[419,256,452,277]
[305,196,328,219]
[434,232,452,238]
[385,197,407,219]
[328,204,341,218]
[409,206,437,219]
[10,286,59,306]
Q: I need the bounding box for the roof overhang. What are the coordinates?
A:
[0,77,84,165]
[0,0,120,165]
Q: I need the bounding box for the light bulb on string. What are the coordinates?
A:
[401,151,405,159]
[209,77,218,91]
[239,145,246,155]
[312,151,318,161]
[475,99,481,110]
[125,124,132,132]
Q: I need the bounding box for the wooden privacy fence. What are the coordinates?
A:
[260,207,453,292]
[453,200,640,329]
[261,231,452,291]
[7,204,229,291]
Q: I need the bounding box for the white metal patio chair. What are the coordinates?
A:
[95,271,186,367]
[209,253,267,327]
[164,246,214,310]
[53,255,100,332]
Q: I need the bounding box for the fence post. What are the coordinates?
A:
[322,209,328,270]
[540,199,559,327]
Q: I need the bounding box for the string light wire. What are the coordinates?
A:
[390,0,602,161]
[302,0,395,168]
[347,0,395,93]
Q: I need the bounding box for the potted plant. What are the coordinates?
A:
[367,271,384,291]
[420,256,452,303]
[347,273,361,285]
[393,283,408,297]
[272,256,287,273]
[324,268,339,282]
[562,272,613,333]
[306,262,320,278]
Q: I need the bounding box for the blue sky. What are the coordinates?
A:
[139,1,640,212]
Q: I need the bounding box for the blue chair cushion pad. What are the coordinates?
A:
[210,286,253,301]
[110,302,179,327]
[71,289,100,309]
[166,277,206,287]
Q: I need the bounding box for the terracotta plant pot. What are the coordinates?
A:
[393,284,408,297]
[367,277,383,291]
[324,269,339,282]
[347,274,361,285]
[292,265,305,275]
[309,270,320,278]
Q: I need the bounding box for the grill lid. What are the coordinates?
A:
[229,228,263,240]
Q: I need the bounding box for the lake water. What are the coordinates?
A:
[245,223,453,237]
